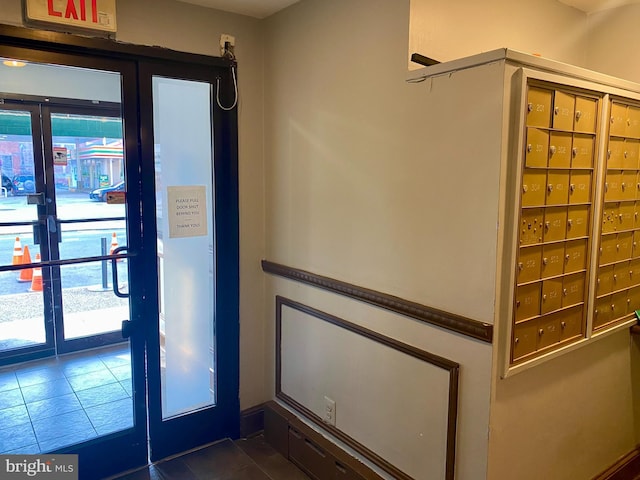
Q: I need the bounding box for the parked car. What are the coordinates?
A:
[89,181,125,201]
[12,174,35,194]
[1,174,13,194]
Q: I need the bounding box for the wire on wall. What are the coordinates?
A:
[216,65,238,111]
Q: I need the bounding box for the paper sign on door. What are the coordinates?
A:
[167,186,208,238]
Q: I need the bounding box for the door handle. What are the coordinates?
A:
[111,246,129,298]
[47,215,57,233]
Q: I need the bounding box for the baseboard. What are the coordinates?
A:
[264,401,385,480]
[593,446,640,480]
[240,403,266,438]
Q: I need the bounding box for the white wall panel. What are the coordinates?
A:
[280,302,452,480]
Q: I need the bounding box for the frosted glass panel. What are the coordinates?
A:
[153,77,215,419]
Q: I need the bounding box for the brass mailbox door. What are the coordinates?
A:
[619,202,635,231]
[572,134,594,168]
[574,96,597,133]
[512,320,538,361]
[602,204,619,233]
[613,261,632,290]
[537,312,561,349]
[548,132,572,168]
[527,87,553,128]
[552,90,576,131]
[516,282,542,321]
[620,171,637,201]
[608,138,625,169]
[629,258,640,286]
[526,128,550,168]
[546,171,570,205]
[600,234,619,266]
[594,295,613,328]
[522,169,547,207]
[518,246,543,283]
[623,139,640,169]
[605,172,623,202]
[569,171,592,204]
[541,243,564,279]
[628,286,640,312]
[597,265,615,296]
[520,208,544,245]
[543,207,568,242]
[559,305,584,341]
[565,239,588,273]
[633,231,640,257]
[611,291,629,320]
[610,103,628,137]
[566,205,590,239]
[562,272,585,308]
[541,278,563,314]
[628,106,640,138]
[617,231,634,261]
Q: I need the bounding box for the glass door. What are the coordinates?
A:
[141,65,240,461]
[0,103,51,357]
[45,107,129,355]
[0,103,130,358]
[0,41,239,477]
[0,54,147,479]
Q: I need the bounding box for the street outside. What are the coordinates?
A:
[0,190,131,350]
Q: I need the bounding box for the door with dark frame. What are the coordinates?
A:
[0,26,239,479]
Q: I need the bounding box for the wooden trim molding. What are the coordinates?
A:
[592,445,640,480]
[275,296,460,480]
[262,260,493,343]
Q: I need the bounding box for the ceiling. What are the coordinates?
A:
[176,0,640,19]
[558,0,640,13]
[176,0,300,19]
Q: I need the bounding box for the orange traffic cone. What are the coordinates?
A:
[29,253,42,292]
[18,245,33,283]
[109,232,122,262]
[109,232,119,255]
[12,236,22,265]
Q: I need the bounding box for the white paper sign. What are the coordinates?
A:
[167,186,208,238]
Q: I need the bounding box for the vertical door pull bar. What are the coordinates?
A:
[111,246,129,298]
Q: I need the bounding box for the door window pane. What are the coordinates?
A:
[153,76,215,419]
[0,110,37,220]
[0,109,43,353]
[60,260,129,341]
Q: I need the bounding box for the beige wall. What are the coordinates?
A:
[263,0,497,478]
[0,0,267,409]
[586,4,640,82]
[409,0,588,69]
[265,1,639,479]
[489,331,638,480]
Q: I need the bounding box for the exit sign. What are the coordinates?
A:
[24,0,117,33]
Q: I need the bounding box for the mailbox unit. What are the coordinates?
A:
[408,49,640,376]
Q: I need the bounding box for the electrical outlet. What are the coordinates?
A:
[324,396,336,426]
[220,34,235,56]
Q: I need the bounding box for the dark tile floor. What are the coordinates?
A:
[108,436,311,480]
[0,344,133,454]
[0,346,309,479]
